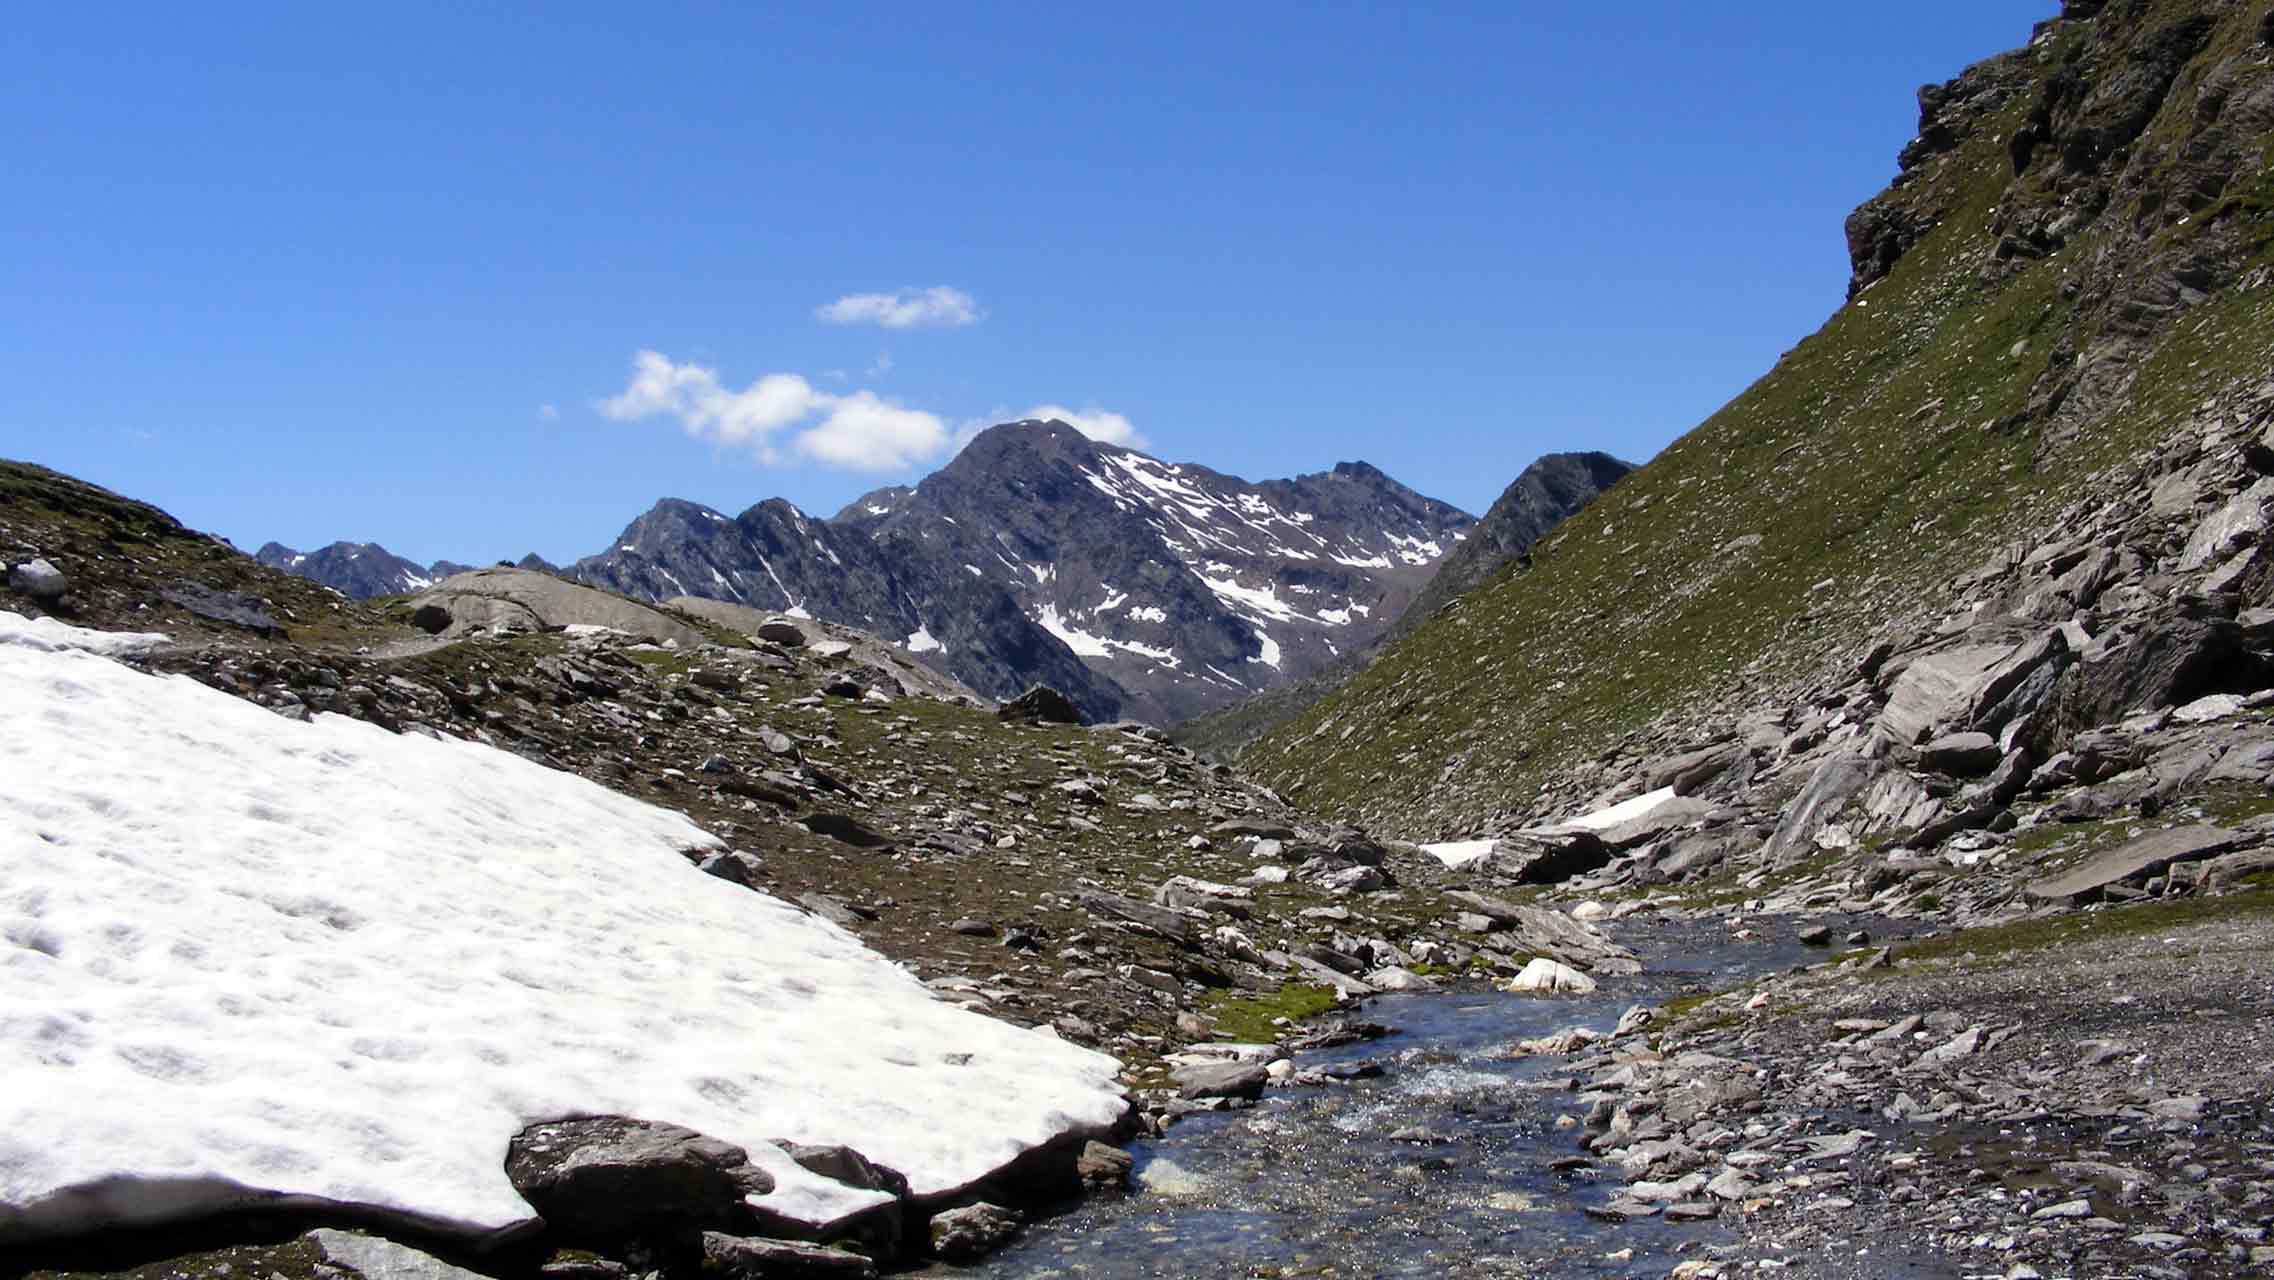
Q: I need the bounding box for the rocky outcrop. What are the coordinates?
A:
[1389,452,1632,640]
[504,1117,774,1240]
[409,568,712,646]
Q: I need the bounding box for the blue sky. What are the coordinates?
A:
[4,1,2054,566]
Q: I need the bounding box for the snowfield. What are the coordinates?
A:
[0,613,1126,1243]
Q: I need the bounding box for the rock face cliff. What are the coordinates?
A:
[573,420,1479,723]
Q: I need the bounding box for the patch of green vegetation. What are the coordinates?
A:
[1884,888,2274,972]
[396,631,565,684]
[626,648,699,679]
[1205,982,1340,1043]
[2196,783,2274,828]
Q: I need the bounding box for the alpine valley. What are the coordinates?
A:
[11,4,2274,1280]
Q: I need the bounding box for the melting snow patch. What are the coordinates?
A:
[1248,629,1282,669]
[0,614,170,657]
[906,626,944,654]
[0,613,1125,1243]
[1197,574,1305,625]
[1034,605,1179,667]
[1422,840,1497,871]
[1559,787,1680,832]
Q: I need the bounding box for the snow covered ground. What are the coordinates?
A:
[0,612,1126,1243]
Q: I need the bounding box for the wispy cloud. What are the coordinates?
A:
[815,286,981,329]
[597,350,948,471]
[537,403,560,421]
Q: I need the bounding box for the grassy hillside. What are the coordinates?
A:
[1244,0,2274,834]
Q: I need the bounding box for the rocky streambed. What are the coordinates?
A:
[965,900,2274,1280]
[971,918,1923,1279]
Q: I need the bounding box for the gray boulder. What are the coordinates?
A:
[998,685,1084,725]
[304,1231,487,1280]
[504,1116,773,1239]
[1483,829,1611,884]
[2023,825,2241,905]
[1075,1140,1135,1191]
[161,581,284,636]
[701,1232,877,1278]
[1645,743,1744,796]
[802,812,891,847]
[1919,732,2001,776]
[1174,1060,1270,1101]
[928,1202,1023,1263]
[8,558,66,602]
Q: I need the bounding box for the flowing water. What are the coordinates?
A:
[978,921,1846,1279]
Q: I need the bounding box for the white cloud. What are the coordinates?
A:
[1023,404,1147,449]
[598,350,947,472]
[815,286,981,329]
[865,352,894,378]
[795,392,948,470]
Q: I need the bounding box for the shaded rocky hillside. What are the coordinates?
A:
[256,539,557,599]
[1246,0,2274,838]
[573,420,1478,723]
[1175,451,1630,758]
[569,489,1130,721]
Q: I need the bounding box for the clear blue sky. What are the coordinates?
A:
[3,1,2054,566]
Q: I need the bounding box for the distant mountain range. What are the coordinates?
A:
[260,420,1617,723]
[253,543,555,600]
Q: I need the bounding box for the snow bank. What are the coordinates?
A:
[0,611,170,656]
[1557,786,1680,832]
[1420,839,1496,871]
[0,614,1126,1243]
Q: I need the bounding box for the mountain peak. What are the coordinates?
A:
[571,432,1503,723]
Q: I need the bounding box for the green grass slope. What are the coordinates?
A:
[1244,0,2274,834]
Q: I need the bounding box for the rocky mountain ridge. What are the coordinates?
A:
[572,420,1483,723]
[256,540,556,599]
[1174,449,1631,758]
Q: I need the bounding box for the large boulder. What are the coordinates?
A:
[2023,826,2241,905]
[2032,596,2255,743]
[414,569,709,646]
[1482,829,1612,884]
[1918,732,2001,776]
[7,558,67,603]
[701,1232,878,1278]
[998,685,1084,725]
[1173,1061,1270,1101]
[1502,958,1598,995]
[927,1202,1023,1263]
[504,1116,774,1239]
[1644,743,1745,796]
